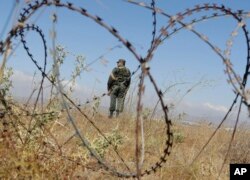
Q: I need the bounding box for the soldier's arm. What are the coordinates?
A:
[125,69,131,89]
[107,68,117,91]
[107,76,112,91]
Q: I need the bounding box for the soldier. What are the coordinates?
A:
[107,59,131,118]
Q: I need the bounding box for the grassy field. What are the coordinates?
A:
[0,108,249,179]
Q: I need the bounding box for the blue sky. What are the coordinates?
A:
[1,0,250,122]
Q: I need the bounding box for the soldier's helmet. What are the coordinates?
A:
[117,59,126,65]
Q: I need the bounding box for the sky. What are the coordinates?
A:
[0,0,250,124]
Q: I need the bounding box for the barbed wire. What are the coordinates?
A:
[128,1,250,175]
[0,23,135,180]
[0,0,250,178]
[129,1,250,106]
[1,0,174,177]
[148,0,156,52]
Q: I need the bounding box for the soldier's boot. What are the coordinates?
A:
[108,111,114,118]
[116,110,119,118]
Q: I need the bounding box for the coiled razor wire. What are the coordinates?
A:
[130,1,250,105]
[0,0,250,178]
[0,0,172,178]
[128,1,250,178]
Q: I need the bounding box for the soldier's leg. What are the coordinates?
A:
[109,86,118,118]
[116,97,122,113]
[116,86,126,114]
[109,94,116,117]
[120,96,126,112]
[117,96,126,113]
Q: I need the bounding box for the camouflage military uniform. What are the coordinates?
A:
[107,61,131,117]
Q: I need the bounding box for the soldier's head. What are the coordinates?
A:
[117,59,126,67]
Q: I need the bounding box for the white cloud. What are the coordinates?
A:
[11,70,34,84]
[10,71,243,121]
[61,80,83,92]
[10,70,94,101]
[203,102,228,113]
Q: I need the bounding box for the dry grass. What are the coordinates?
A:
[0,109,249,179]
